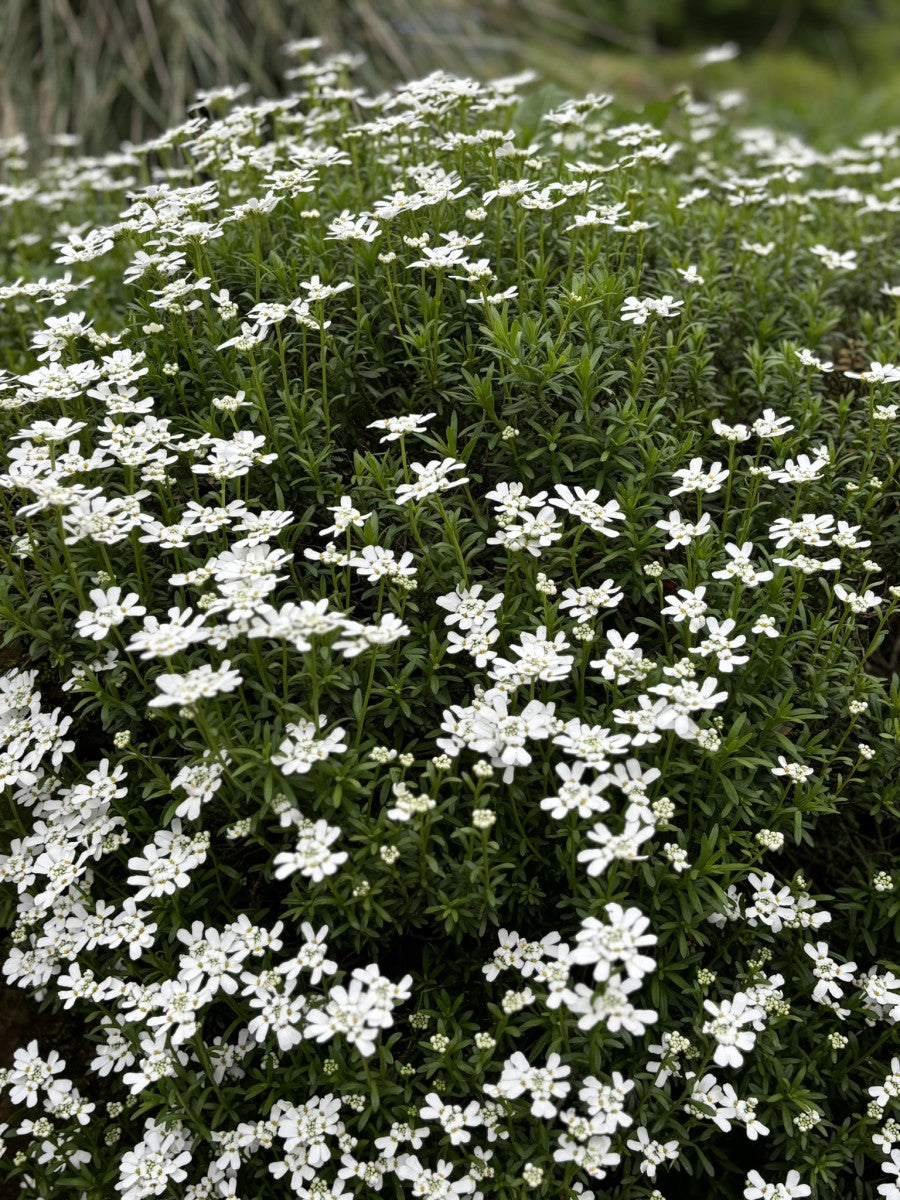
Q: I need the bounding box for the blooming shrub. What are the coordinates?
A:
[0,47,900,1200]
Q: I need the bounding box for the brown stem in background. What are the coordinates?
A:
[762,0,802,51]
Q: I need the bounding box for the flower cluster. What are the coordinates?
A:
[0,44,898,1200]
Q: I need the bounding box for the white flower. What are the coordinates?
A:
[711,418,750,443]
[740,241,775,256]
[868,1057,900,1107]
[663,842,692,871]
[484,481,548,523]
[553,718,631,767]
[689,617,748,673]
[577,820,655,876]
[462,690,557,783]
[395,458,468,505]
[834,583,882,614]
[326,210,381,243]
[126,607,208,659]
[752,614,780,638]
[395,1156,476,1198]
[571,903,657,982]
[712,541,773,586]
[273,820,347,882]
[752,408,794,438]
[217,320,267,351]
[246,980,306,1051]
[540,760,610,821]
[660,586,708,631]
[116,1120,192,1199]
[769,453,829,485]
[490,1051,571,1118]
[303,971,408,1057]
[832,520,871,550]
[368,412,435,442]
[809,244,857,271]
[447,626,500,666]
[621,295,684,324]
[656,509,712,547]
[844,361,900,384]
[771,756,814,784]
[298,274,353,302]
[590,630,653,685]
[795,348,833,372]
[668,458,728,496]
[75,587,146,640]
[744,1169,811,1199]
[126,822,208,901]
[320,496,371,537]
[625,1125,680,1177]
[549,486,625,535]
[487,506,562,556]
[436,584,504,630]
[803,941,857,1003]
[148,660,243,708]
[561,974,656,1036]
[491,625,574,684]
[676,264,704,285]
[648,676,729,740]
[349,545,417,583]
[744,872,800,932]
[272,717,348,775]
[559,581,623,621]
[418,1093,482,1144]
[694,41,739,64]
[702,994,761,1068]
[333,614,410,658]
[773,553,841,575]
[768,513,834,550]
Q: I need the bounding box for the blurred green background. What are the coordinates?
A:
[2,0,900,152]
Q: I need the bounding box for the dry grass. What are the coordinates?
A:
[0,0,506,153]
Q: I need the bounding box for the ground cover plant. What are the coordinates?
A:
[0,42,900,1200]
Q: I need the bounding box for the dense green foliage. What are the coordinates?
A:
[535,0,891,52]
[0,50,899,1200]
